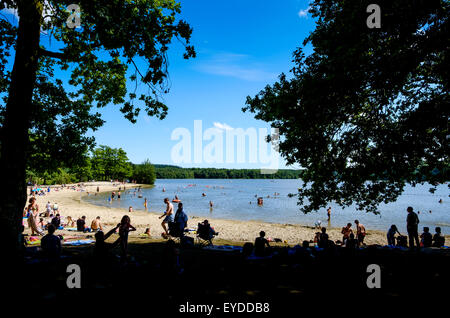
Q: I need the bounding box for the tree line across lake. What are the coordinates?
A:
[26,145,301,185]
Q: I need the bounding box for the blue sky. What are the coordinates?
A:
[3,0,316,169]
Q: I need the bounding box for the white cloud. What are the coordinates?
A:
[195,52,277,82]
[213,122,234,131]
[298,6,311,18]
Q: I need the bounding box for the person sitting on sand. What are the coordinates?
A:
[77,216,91,233]
[94,224,120,261]
[174,202,188,237]
[91,216,103,232]
[40,224,61,259]
[341,223,353,245]
[66,216,75,227]
[38,218,46,231]
[432,227,445,247]
[51,214,61,229]
[254,231,271,256]
[128,206,133,213]
[143,228,151,236]
[345,233,358,249]
[159,198,174,236]
[318,227,329,248]
[387,225,401,246]
[420,227,432,248]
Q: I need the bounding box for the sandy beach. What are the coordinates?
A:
[25,181,432,246]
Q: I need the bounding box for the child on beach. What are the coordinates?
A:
[420,227,432,248]
[117,215,136,260]
[432,227,445,247]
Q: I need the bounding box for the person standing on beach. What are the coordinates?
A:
[354,220,366,247]
[117,215,136,261]
[159,198,174,236]
[327,207,331,221]
[144,198,148,210]
[341,223,353,246]
[406,206,420,249]
[174,202,188,237]
[26,197,43,236]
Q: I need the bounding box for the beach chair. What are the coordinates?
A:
[167,221,183,242]
[196,222,217,246]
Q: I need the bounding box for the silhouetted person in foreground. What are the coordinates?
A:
[420,227,432,247]
[117,215,136,261]
[406,206,420,249]
[41,224,61,260]
[254,231,270,256]
[318,227,329,248]
[94,224,120,261]
[197,220,218,245]
[345,233,358,249]
[432,227,445,247]
[387,225,401,246]
[174,202,188,237]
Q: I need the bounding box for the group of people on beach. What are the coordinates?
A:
[386,206,445,248]
[314,206,446,249]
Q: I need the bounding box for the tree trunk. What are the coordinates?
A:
[0,1,42,260]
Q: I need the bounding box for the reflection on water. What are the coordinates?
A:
[84,179,450,234]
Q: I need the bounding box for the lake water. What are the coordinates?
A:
[84,179,450,234]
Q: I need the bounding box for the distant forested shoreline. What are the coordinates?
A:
[154,165,302,179]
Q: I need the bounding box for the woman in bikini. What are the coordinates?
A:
[27,197,43,236]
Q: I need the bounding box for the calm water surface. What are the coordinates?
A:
[84,179,450,234]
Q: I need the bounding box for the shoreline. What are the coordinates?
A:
[26,181,446,246]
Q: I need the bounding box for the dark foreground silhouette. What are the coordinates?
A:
[6,239,450,313]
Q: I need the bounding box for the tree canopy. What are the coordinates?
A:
[244,0,449,214]
[0,0,194,255]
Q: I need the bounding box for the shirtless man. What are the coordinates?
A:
[327,207,331,221]
[341,223,353,246]
[159,198,173,236]
[91,216,103,232]
[354,220,366,246]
